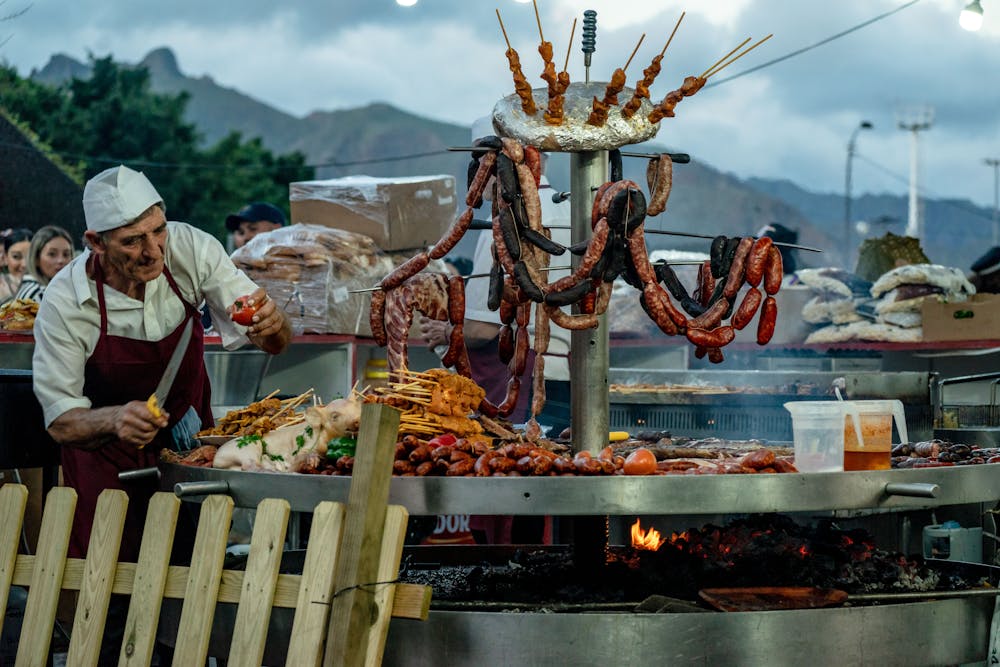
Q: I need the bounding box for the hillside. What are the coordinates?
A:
[32,47,989,271]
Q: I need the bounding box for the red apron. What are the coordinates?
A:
[62,257,213,559]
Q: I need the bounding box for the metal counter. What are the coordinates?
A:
[161,462,1000,515]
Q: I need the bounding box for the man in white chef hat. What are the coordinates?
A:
[32,165,291,564]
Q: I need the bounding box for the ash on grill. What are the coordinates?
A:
[400,514,983,607]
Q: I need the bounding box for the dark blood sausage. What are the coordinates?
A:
[687,297,729,330]
[497,376,521,417]
[722,237,755,300]
[545,304,598,330]
[513,260,544,302]
[510,325,529,376]
[641,284,678,336]
[732,286,763,330]
[498,324,515,364]
[609,149,623,182]
[497,207,522,261]
[430,207,474,260]
[568,239,591,256]
[707,347,725,364]
[757,296,778,345]
[655,262,691,302]
[521,227,566,255]
[465,151,498,208]
[473,135,503,152]
[589,244,611,280]
[492,219,516,274]
[441,323,464,368]
[686,325,735,348]
[764,245,784,295]
[495,154,519,204]
[380,252,429,290]
[370,289,387,346]
[487,261,504,311]
[606,185,646,233]
[447,275,465,325]
[709,236,728,278]
[744,236,773,287]
[680,296,706,317]
[545,279,593,307]
[646,154,673,216]
[524,145,542,187]
[603,238,630,284]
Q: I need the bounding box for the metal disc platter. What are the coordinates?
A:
[492,82,659,152]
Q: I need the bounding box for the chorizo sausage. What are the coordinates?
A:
[757,295,778,345]
[370,289,387,346]
[498,324,515,364]
[707,347,725,364]
[656,283,690,329]
[646,154,673,216]
[687,296,729,330]
[744,236,773,287]
[431,208,474,260]
[594,281,613,316]
[694,345,708,359]
[380,252,429,290]
[641,283,678,336]
[447,275,465,325]
[440,322,464,368]
[591,182,615,229]
[524,145,542,187]
[545,218,610,294]
[732,286,763,330]
[579,286,597,314]
[627,225,657,285]
[500,137,524,164]
[516,301,531,328]
[499,284,517,324]
[492,219,516,274]
[465,152,498,208]
[515,161,543,231]
[497,376,521,418]
[510,324,530,376]
[545,303,598,330]
[534,302,550,355]
[722,237,754,300]
[764,245,784,295]
[686,325,735,348]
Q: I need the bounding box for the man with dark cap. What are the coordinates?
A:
[970,246,1000,293]
[226,201,287,249]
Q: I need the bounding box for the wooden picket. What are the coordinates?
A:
[0,484,430,666]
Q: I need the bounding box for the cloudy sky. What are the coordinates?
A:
[3,0,1000,209]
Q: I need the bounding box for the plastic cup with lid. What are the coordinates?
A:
[784,401,857,472]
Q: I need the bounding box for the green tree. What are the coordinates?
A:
[0,57,313,240]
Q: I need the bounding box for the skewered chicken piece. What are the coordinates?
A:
[621,55,662,119]
[586,67,627,127]
[506,49,538,115]
[648,75,706,123]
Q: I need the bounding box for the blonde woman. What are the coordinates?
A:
[15,225,74,302]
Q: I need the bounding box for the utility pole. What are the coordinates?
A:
[896,106,934,242]
[986,158,1000,246]
[845,120,872,268]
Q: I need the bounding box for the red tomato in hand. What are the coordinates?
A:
[230,297,258,326]
[623,448,657,476]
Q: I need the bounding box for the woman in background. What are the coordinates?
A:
[15,225,74,302]
[0,228,33,304]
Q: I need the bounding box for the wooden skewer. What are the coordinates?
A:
[660,11,685,58]
[496,9,512,50]
[699,36,751,79]
[704,34,773,78]
[624,33,646,72]
[532,0,544,42]
[260,389,281,401]
[563,18,576,72]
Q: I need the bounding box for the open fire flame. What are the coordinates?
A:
[631,519,666,551]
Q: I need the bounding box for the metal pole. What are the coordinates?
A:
[986,158,1000,246]
[906,128,921,240]
[844,121,871,268]
[569,151,609,454]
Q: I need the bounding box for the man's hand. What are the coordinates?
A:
[231,287,292,354]
[418,318,451,349]
[116,400,169,448]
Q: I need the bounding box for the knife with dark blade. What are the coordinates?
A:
[145,318,194,425]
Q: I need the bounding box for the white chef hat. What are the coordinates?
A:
[470,115,496,143]
[83,165,164,233]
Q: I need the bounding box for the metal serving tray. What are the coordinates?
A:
[160,462,1000,516]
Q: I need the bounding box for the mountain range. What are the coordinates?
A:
[30,48,997,271]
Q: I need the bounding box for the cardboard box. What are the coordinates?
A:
[289,175,457,251]
[921,293,1000,341]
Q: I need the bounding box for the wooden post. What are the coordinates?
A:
[324,401,400,667]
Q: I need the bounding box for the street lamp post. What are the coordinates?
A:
[845,120,873,267]
[986,158,1000,246]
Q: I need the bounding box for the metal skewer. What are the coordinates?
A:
[447,147,691,164]
[347,259,706,294]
